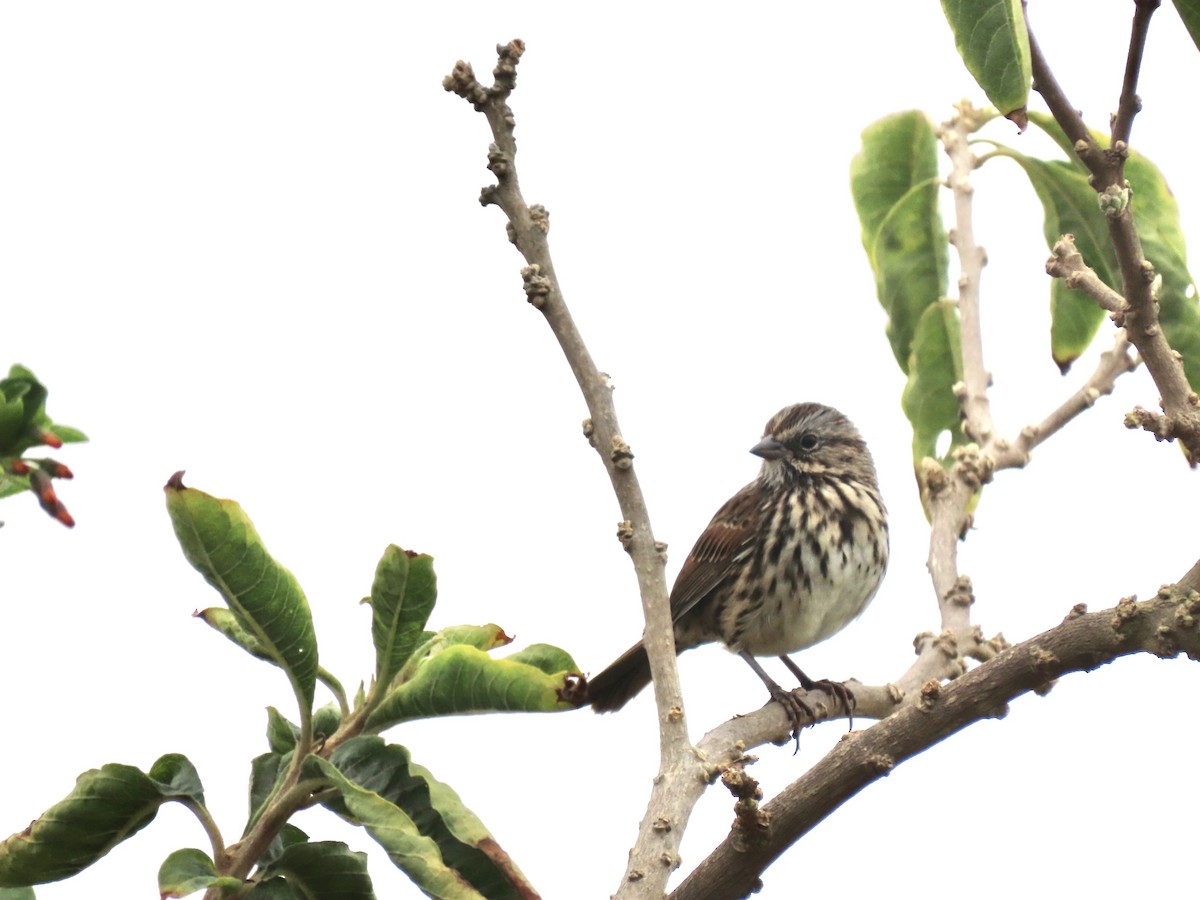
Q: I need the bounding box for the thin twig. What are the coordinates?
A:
[444,41,693,898]
[671,586,1200,899]
[1025,10,1109,179]
[1045,235,1129,313]
[1112,0,1161,146]
[998,329,1139,468]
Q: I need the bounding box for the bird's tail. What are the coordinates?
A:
[587,641,652,713]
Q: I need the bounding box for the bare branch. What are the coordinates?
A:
[1025,14,1110,181]
[1045,235,1129,313]
[1112,0,1161,147]
[445,41,697,897]
[671,587,1200,900]
[938,101,995,447]
[921,106,996,664]
[997,329,1139,468]
[595,617,997,899]
[1177,558,1200,593]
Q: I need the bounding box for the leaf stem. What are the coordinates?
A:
[318,666,349,717]
[179,797,226,860]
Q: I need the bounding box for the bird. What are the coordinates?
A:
[587,402,888,738]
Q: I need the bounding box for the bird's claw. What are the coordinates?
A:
[805,678,857,730]
[765,685,815,753]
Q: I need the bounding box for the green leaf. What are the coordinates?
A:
[49,424,87,443]
[0,472,30,501]
[313,756,485,900]
[367,547,438,693]
[901,301,965,467]
[165,475,318,715]
[0,367,86,457]
[280,825,309,849]
[1021,113,1199,383]
[158,848,242,898]
[197,608,343,706]
[989,147,1117,370]
[148,754,206,806]
[254,704,339,756]
[1025,110,1081,163]
[329,737,534,900]
[366,632,583,730]
[244,753,308,870]
[1174,0,1200,54]
[312,703,343,742]
[248,753,289,833]
[850,111,938,249]
[3,365,36,384]
[0,888,36,900]
[0,757,202,887]
[246,879,299,898]
[1,372,45,425]
[0,394,26,452]
[265,707,299,754]
[428,624,512,653]
[1123,153,1200,390]
[940,0,1031,123]
[255,841,375,900]
[504,643,578,675]
[873,181,950,371]
[850,111,947,372]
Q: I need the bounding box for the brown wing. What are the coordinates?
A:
[668,481,764,623]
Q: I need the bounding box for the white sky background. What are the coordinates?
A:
[3,3,1198,898]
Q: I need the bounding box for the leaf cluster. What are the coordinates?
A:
[0,477,583,898]
[851,111,1195,473]
[0,365,86,527]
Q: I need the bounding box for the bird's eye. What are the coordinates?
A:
[797,433,820,452]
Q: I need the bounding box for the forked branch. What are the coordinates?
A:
[672,586,1200,900]
[1027,5,1200,461]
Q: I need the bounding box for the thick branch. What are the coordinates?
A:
[671,588,1200,900]
[444,41,695,897]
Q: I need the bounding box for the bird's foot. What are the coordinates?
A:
[777,655,856,730]
[764,683,815,754]
[802,678,857,731]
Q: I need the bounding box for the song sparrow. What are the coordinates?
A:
[588,402,888,737]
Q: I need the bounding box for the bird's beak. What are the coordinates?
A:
[750,436,787,460]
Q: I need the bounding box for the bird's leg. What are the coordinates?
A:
[738,651,813,750]
[778,654,856,730]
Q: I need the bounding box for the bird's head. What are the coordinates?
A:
[751,402,878,489]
